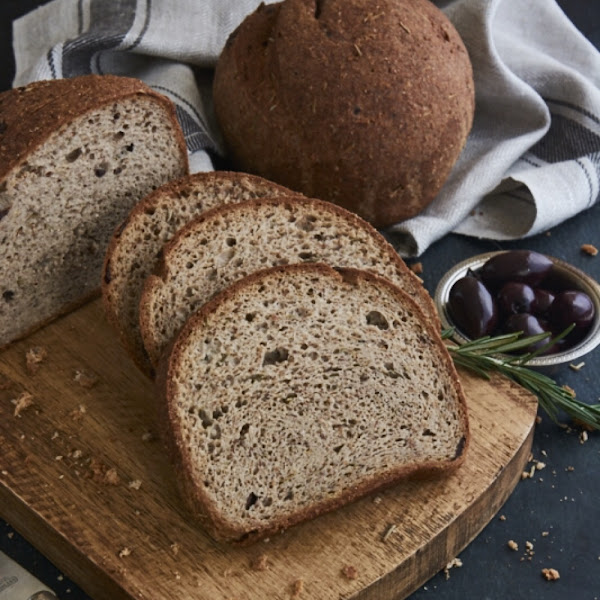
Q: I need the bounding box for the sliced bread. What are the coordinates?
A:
[0,75,188,347]
[140,196,436,369]
[102,171,293,374]
[156,263,469,543]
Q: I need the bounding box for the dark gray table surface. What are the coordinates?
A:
[1,2,599,599]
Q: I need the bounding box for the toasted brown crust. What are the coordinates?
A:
[139,194,437,369]
[0,74,189,186]
[155,263,469,544]
[213,0,475,228]
[101,171,295,375]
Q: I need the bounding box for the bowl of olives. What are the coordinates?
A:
[434,250,600,367]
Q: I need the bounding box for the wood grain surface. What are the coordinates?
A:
[0,299,538,600]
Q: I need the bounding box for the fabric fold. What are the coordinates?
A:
[11,0,600,256]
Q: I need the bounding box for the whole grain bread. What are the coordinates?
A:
[140,195,436,369]
[0,75,188,347]
[213,0,475,228]
[102,171,293,374]
[156,263,469,543]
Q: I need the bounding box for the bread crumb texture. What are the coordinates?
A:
[0,76,187,346]
[164,265,467,540]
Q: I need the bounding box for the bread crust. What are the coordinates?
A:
[155,263,469,544]
[139,194,437,369]
[0,74,189,186]
[213,0,475,228]
[101,171,294,375]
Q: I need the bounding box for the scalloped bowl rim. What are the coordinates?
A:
[434,251,600,367]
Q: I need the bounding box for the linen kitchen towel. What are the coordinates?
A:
[12,0,600,256]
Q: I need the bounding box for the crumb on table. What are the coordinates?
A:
[12,391,34,417]
[541,567,560,581]
[581,244,598,256]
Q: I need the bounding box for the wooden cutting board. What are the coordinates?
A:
[0,299,538,600]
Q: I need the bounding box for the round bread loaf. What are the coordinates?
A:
[213,0,475,228]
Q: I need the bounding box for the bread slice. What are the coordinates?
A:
[0,75,188,347]
[140,196,436,369]
[156,263,469,544]
[102,171,293,374]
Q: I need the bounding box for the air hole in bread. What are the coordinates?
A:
[333,444,344,453]
[296,215,317,232]
[366,310,389,330]
[2,290,15,302]
[423,429,436,437]
[125,143,135,152]
[0,208,9,221]
[299,251,317,261]
[95,162,109,178]
[245,492,258,510]
[114,131,125,139]
[263,347,289,366]
[226,237,237,247]
[65,148,82,163]
[245,313,255,322]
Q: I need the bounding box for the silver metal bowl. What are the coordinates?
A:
[434,251,600,368]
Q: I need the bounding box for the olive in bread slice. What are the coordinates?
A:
[156,263,469,544]
[139,195,436,369]
[102,171,293,375]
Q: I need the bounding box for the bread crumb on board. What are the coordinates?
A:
[73,368,99,389]
[581,243,598,256]
[25,346,48,374]
[12,391,34,417]
[342,565,358,580]
[87,458,120,486]
[128,479,142,490]
[118,547,132,558]
[507,540,519,551]
[69,404,87,422]
[541,567,560,581]
[251,553,270,572]
[290,579,304,599]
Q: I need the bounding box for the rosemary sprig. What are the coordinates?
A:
[443,328,600,431]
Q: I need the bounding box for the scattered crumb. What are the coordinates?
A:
[409,262,423,275]
[170,543,180,556]
[128,479,142,490]
[507,540,519,551]
[542,531,550,537]
[73,369,99,389]
[499,515,506,521]
[69,404,87,422]
[581,243,598,256]
[536,461,546,471]
[12,391,34,417]
[541,567,560,581]
[569,361,585,372]
[535,415,543,425]
[372,495,382,505]
[55,455,63,461]
[7,532,13,539]
[290,578,304,599]
[173,571,181,581]
[251,553,270,572]
[342,565,358,580]
[118,547,132,558]
[562,385,576,397]
[443,558,463,580]
[71,449,83,460]
[25,346,47,374]
[88,458,120,486]
[51,431,59,440]
[382,524,397,542]
[580,430,589,444]
[566,466,575,472]
[141,431,154,442]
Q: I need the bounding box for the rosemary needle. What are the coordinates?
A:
[442,328,600,431]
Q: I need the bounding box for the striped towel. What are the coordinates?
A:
[12,0,600,256]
